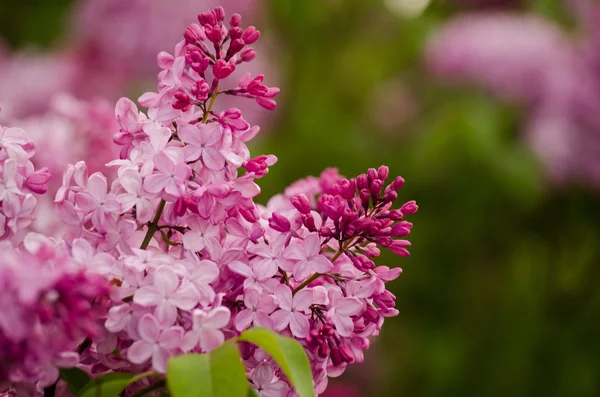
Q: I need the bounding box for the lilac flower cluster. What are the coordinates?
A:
[0,123,50,240]
[0,7,417,396]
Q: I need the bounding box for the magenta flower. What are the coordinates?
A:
[127,313,184,373]
[181,307,231,352]
[270,284,312,338]
[134,266,200,325]
[283,233,333,282]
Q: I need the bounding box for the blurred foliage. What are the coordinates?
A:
[1,0,599,396]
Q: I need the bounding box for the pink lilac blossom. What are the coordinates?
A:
[0,7,417,397]
[426,5,600,185]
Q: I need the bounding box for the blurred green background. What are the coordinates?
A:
[2,0,599,396]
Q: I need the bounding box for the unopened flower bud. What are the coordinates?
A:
[230,13,242,27]
[268,212,291,232]
[243,26,260,44]
[240,47,257,62]
[400,200,418,215]
[213,60,236,79]
[291,194,311,214]
[184,23,205,44]
[378,165,389,180]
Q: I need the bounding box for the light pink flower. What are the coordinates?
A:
[283,233,332,282]
[234,287,277,331]
[270,285,312,338]
[327,289,363,337]
[75,172,120,230]
[144,150,191,196]
[250,362,290,397]
[127,313,184,373]
[134,266,200,325]
[178,123,225,170]
[181,307,231,352]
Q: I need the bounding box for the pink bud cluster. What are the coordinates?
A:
[0,7,417,397]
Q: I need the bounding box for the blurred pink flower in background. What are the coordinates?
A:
[426,4,600,186]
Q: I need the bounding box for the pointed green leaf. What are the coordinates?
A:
[78,372,150,397]
[238,327,315,397]
[167,341,248,397]
[60,367,90,396]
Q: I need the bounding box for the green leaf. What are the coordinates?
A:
[238,327,315,397]
[60,367,90,396]
[78,372,150,397]
[167,341,248,397]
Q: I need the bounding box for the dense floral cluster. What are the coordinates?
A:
[0,123,50,240]
[0,7,417,396]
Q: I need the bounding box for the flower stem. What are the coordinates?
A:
[130,379,167,397]
[140,199,167,249]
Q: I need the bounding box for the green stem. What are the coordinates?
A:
[201,85,219,123]
[140,199,167,249]
[130,379,167,397]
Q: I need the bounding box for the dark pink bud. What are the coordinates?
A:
[391,221,412,237]
[367,168,378,181]
[340,345,355,364]
[230,13,242,27]
[302,214,317,232]
[392,176,405,191]
[335,179,356,200]
[229,26,243,40]
[364,306,380,323]
[240,47,257,62]
[228,38,245,56]
[247,79,268,96]
[378,165,389,180]
[351,254,374,272]
[192,79,210,101]
[400,200,418,215]
[318,343,330,359]
[291,194,311,214]
[384,190,398,203]
[370,179,383,198]
[374,290,396,309]
[172,91,192,111]
[173,197,186,217]
[388,209,403,220]
[198,12,216,26]
[319,227,334,238]
[359,189,370,209]
[25,167,51,194]
[269,212,291,232]
[389,239,411,256]
[356,174,368,191]
[204,24,223,43]
[242,26,260,44]
[213,59,236,79]
[213,6,225,21]
[330,348,343,366]
[240,207,259,223]
[256,96,276,110]
[184,23,205,44]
